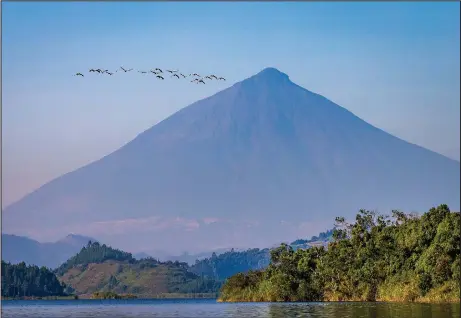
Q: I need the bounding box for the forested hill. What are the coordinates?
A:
[189,229,335,281]
[55,241,221,297]
[190,248,271,281]
[219,204,461,303]
[1,261,68,298]
[55,240,136,276]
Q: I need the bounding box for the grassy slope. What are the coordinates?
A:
[58,260,216,298]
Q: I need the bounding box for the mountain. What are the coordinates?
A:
[2,234,97,269]
[3,67,460,252]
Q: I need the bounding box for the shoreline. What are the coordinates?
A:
[2,293,219,301]
[217,298,461,304]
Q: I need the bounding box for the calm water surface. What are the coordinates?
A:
[2,299,460,318]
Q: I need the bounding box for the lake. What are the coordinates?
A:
[2,299,460,318]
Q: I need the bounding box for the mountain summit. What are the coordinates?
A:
[3,68,460,252]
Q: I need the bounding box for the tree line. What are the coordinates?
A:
[220,204,460,303]
[1,261,67,298]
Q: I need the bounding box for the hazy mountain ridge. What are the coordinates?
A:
[3,67,459,251]
[1,233,97,269]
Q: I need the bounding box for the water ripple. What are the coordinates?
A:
[2,299,460,318]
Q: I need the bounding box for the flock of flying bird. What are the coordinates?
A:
[74,67,226,84]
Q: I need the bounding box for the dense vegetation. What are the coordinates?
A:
[220,204,460,303]
[1,261,68,298]
[190,248,271,281]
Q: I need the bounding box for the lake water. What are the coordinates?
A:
[2,299,460,318]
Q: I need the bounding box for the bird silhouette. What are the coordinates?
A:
[89,69,97,73]
[205,76,213,80]
[172,74,180,79]
[74,73,84,77]
[180,73,187,78]
[156,75,165,80]
[210,75,218,80]
[218,77,226,81]
[192,73,200,77]
[155,68,163,73]
[120,67,133,72]
[95,69,103,73]
[106,72,114,75]
[198,79,206,84]
[138,71,148,74]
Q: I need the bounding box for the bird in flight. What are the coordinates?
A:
[82,65,224,84]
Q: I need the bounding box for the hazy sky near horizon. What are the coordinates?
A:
[3,2,460,208]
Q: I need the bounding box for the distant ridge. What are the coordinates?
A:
[2,233,97,268]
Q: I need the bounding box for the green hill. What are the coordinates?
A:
[55,242,221,298]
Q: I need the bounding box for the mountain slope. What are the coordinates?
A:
[2,234,97,269]
[3,67,459,251]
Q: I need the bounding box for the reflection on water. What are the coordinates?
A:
[266,302,460,318]
[2,299,460,318]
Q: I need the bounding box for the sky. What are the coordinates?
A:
[2,2,460,208]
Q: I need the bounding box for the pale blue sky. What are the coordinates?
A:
[2,2,460,207]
